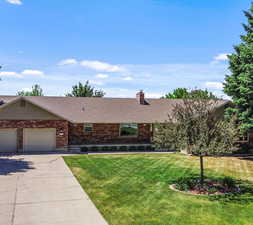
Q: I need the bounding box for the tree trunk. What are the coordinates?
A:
[200,155,204,187]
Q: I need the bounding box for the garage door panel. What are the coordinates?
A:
[24,128,56,152]
[0,129,17,153]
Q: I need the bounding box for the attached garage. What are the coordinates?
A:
[23,128,56,152]
[0,129,17,153]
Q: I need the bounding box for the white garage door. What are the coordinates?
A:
[23,128,56,152]
[0,129,17,153]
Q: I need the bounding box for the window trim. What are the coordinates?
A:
[119,123,138,137]
[83,123,93,133]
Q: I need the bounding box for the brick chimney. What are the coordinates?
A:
[136,90,145,104]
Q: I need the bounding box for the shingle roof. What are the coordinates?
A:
[0,96,229,123]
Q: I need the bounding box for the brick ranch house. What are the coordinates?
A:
[0,91,230,153]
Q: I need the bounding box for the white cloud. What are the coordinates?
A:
[0,70,45,79]
[214,53,229,61]
[0,62,229,99]
[0,71,22,78]
[5,0,22,5]
[58,58,78,66]
[95,73,109,79]
[21,70,44,76]
[122,76,133,81]
[204,82,223,90]
[89,80,104,86]
[80,60,125,72]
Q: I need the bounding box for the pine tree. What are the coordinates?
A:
[224,3,253,133]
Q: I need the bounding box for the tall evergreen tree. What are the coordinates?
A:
[224,3,253,133]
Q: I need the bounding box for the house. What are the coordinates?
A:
[0,91,229,153]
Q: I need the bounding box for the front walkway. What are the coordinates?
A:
[0,154,108,225]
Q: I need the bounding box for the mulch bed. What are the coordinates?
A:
[169,180,241,196]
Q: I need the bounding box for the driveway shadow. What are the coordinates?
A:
[0,157,34,175]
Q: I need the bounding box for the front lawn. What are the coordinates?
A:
[64,153,253,225]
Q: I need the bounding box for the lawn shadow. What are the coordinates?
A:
[170,171,253,205]
[0,157,34,175]
[208,178,253,204]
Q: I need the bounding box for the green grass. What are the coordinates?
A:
[64,153,253,225]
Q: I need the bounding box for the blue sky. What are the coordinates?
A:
[0,0,251,98]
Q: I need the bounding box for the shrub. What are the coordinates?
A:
[81,147,89,152]
[101,146,109,151]
[110,146,118,151]
[174,177,199,191]
[145,145,154,151]
[173,176,239,195]
[119,145,128,151]
[208,187,219,194]
[90,146,99,152]
[222,177,236,188]
[234,143,250,154]
[129,146,137,151]
[137,145,146,151]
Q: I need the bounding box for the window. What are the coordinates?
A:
[83,123,93,132]
[120,124,138,137]
[20,100,26,107]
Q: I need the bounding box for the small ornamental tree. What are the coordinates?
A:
[224,3,253,134]
[17,84,44,96]
[154,99,239,185]
[66,81,105,97]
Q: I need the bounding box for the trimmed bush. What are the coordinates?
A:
[110,146,118,151]
[137,145,146,151]
[129,145,137,151]
[119,145,128,151]
[101,146,110,151]
[81,147,89,152]
[90,146,100,152]
[145,145,154,151]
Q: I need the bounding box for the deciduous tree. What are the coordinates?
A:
[164,88,217,99]
[66,81,105,97]
[154,99,239,186]
[17,84,44,96]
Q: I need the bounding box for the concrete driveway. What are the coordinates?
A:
[0,154,108,225]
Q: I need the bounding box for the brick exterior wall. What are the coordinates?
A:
[0,120,152,150]
[69,123,152,145]
[0,120,68,150]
